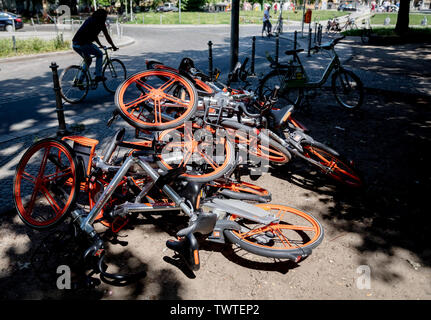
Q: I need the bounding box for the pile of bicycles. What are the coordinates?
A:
[13,36,362,285]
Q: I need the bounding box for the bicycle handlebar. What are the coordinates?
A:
[99,46,119,51]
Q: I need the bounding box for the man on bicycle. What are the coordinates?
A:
[72,9,118,83]
[262,5,272,37]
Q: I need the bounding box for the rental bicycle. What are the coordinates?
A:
[59,46,127,104]
[326,15,358,34]
[13,126,324,278]
[137,57,362,188]
[258,36,364,110]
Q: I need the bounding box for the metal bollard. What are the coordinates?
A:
[294,30,297,51]
[251,36,256,75]
[314,22,317,44]
[49,62,69,137]
[275,34,279,64]
[318,25,322,45]
[11,35,16,53]
[208,41,213,81]
[307,26,312,57]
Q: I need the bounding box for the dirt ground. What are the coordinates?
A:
[1,82,430,300]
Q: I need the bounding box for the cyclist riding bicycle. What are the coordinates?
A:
[262,5,272,37]
[72,9,119,83]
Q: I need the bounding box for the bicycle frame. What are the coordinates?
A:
[281,48,341,90]
[78,47,113,83]
[72,136,195,237]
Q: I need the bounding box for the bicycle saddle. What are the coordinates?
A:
[284,49,304,56]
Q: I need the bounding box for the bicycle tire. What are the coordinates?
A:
[13,138,79,229]
[300,140,363,188]
[115,70,198,131]
[102,58,127,93]
[332,68,364,109]
[157,123,236,182]
[258,69,303,108]
[224,204,324,260]
[59,65,89,104]
[221,120,291,165]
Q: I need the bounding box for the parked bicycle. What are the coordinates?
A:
[258,36,364,110]
[59,46,127,104]
[326,16,358,34]
[13,126,324,279]
[273,10,284,36]
[137,57,362,188]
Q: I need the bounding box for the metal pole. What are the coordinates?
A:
[179,0,181,24]
[49,62,69,137]
[314,21,317,44]
[275,34,279,64]
[301,0,307,37]
[307,26,312,57]
[294,30,297,50]
[230,0,240,71]
[208,41,213,81]
[12,35,17,54]
[251,36,256,74]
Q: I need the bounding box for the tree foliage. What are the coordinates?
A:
[181,0,206,11]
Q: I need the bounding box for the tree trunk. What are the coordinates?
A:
[395,0,410,35]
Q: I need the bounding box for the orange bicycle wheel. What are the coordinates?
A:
[222,121,291,164]
[115,70,198,131]
[301,143,363,188]
[224,204,324,260]
[157,123,236,182]
[13,139,79,229]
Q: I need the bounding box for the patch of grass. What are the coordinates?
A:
[130,10,345,25]
[342,26,431,37]
[0,35,71,58]
[370,13,431,26]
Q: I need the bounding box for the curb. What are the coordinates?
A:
[0,37,135,63]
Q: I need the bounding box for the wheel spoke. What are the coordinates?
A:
[273,228,292,248]
[43,168,73,183]
[25,186,40,217]
[135,79,155,92]
[39,185,61,215]
[38,147,51,178]
[22,171,37,184]
[162,93,190,107]
[278,224,316,232]
[196,146,219,170]
[124,94,150,110]
[158,77,176,91]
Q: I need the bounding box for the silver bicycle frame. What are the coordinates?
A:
[75,152,194,236]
